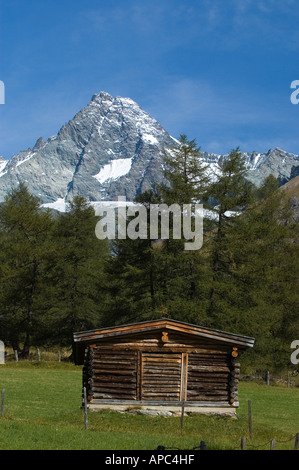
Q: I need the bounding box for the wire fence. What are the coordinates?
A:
[156,433,299,451]
[239,433,299,450]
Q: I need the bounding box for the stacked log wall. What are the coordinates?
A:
[187,351,230,402]
[83,332,242,405]
[90,348,138,401]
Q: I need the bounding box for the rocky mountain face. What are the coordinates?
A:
[0,92,175,205]
[280,175,299,223]
[0,91,299,208]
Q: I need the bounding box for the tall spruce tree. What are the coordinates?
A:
[159,134,210,205]
[227,175,299,371]
[0,183,54,357]
[101,190,163,326]
[205,148,255,324]
[151,135,211,323]
[112,135,211,325]
[47,196,109,352]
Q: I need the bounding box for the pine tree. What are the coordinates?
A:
[47,197,109,352]
[154,135,210,322]
[159,134,210,205]
[101,190,162,326]
[101,182,209,327]
[228,175,299,371]
[205,148,255,324]
[102,237,156,326]
[0,183,55,357]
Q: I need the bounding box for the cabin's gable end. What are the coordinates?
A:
[74,319,254,416]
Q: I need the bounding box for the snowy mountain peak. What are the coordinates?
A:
[92,91,113,102]
[0,92,175,204]
[0,91,298,204]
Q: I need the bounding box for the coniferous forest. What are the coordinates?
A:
[0,135,298,373]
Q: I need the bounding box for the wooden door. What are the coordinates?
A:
[141,352,187,402]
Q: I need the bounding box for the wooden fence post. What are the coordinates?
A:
[83,386,88,430]
[241,437,246,450]
[180,401,185,433]
[14,350,18,362]
[200,441,206,450]
[266,370,270,385]
[270,439,275,450]
[1,389,5,417]
[0,341,4,365]
[248,400,252,440]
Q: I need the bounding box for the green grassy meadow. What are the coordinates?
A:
[0,362,298,450]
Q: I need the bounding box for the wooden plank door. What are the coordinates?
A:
[141,352,185,402]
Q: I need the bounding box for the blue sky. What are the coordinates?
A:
[1,0,299,159]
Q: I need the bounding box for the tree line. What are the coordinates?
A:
[0,135,298,372]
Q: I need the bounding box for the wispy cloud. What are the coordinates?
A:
[145,77,292,154]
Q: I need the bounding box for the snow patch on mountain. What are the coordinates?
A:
[16,151,36,167]
[142,134,158,145]
[93,157,133,184]
[251,153,261,169]
[42,198,137,213]
[0,158,7,177]
[42,198,67,212]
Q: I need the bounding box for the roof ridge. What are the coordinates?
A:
[73,317,255,345]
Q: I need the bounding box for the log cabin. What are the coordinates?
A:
[73,318,254,416]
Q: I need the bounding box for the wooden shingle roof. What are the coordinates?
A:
[73,318,255,364]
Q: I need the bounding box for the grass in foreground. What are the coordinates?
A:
[0,362,298,450]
